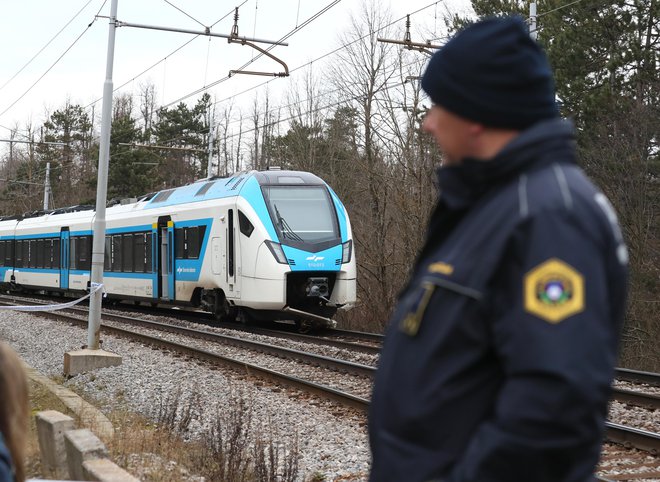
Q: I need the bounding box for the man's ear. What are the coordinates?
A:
[468,122,485,137]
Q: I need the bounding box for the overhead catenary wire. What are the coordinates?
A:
[6,1,438,149]
[209,1,442,110]
[159,0,343,110]
[162,0,207,28]
[537,0,588,18]
[0,0,109,120]
[162,65,424,149]
[154,3,439,146]
[0,0,97,93]
[7,0,427,143]
[82,1,248,112]
[161,0,606,151]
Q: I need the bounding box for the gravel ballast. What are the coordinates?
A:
[0,311,371,481]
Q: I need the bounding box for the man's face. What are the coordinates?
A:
[422,105,476,166]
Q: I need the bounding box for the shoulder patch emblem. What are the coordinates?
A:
[428,261,454,275]
[400,283,436,336]
[524,258,584,323]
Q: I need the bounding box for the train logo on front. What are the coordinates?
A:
[306,255,325,262]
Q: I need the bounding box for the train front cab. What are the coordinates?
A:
[238,172,356,328]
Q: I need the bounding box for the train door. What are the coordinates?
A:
[60,228,70,289]
[157,216,175,301]
[151,222,158,300]
[226,209,240,298]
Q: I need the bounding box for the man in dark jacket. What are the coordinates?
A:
[368,16,628,482]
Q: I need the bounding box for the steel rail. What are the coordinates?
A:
[611,387,660,410]
[615,368,660,387]
[605,422,660,455]
[221,324,381,355]
[326,328,385,344]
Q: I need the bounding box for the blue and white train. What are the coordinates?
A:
[0,169,357,330]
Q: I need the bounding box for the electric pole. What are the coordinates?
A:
[87,0,118,350]
[43,162,51,210]
[530,2,538,41]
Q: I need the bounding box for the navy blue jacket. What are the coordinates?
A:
[369,119,628,482]
[0,432,14,482]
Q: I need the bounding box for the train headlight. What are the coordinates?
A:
[342,240,352,264]
[265,240,288,264]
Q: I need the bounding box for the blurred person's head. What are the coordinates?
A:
[0,342,29,482]
[421,16,559,165]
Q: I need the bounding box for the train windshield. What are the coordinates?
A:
[262,185,340,248]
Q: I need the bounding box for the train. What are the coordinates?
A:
[0,169,357,331]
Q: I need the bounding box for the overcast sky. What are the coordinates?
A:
[0,0,472,140]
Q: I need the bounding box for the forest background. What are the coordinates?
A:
[1,0,658,370]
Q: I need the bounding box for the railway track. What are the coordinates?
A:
[0,295,373,410]
[0,293,382,355]
[1,294,658,457]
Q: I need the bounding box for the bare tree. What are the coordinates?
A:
[331,0,401,328]
[249,94,261,170]
[139,82,157,141]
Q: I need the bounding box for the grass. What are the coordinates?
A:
[26,379,77,478]
[26,380,302,481]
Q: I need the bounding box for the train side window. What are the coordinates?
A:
[44,239,51,269]
[77,236,91,271]
[112,235,122,272]
[238,211,254,238]
[0,241,4,267]
[70,236,92,271]
[122,234,133,272]
[187,226,205,259]
[22,241,29,269]
[4,241,12,267]
[104,236,112,271]
[28,240,36,268]
[52,238,60,269]
[175,228,185,259]
[15,241,22,268]
[71,238,78,269]
[134,233,147,273]
[45,239,52,269]
[36,239,44,269]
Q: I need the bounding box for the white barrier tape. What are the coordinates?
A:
[0,283,105,312]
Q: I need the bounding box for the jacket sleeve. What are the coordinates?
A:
[447,209,624,482]
[0,433,14,482]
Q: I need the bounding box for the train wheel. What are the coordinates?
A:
[212,297,237,323]
[295,319,313,334]
[236,308,252,325]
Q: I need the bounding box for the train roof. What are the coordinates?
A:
[142,169,325,210]
[1,169,328,225]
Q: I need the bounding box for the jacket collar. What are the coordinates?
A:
[436,118,576,210]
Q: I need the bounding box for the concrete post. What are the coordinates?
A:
[64,428,108,481]
[35,410,75,477]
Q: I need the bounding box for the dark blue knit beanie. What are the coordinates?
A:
[421,16,559,129]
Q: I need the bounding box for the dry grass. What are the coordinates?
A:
[27,380,301,481]
[26,379,78,479]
